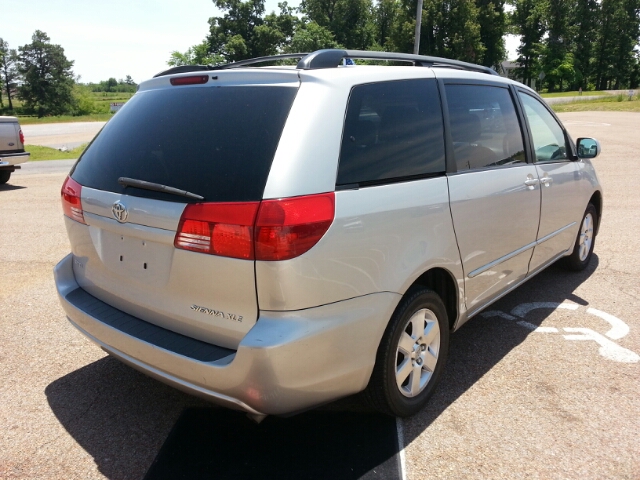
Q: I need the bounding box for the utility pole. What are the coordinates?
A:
[413,0,424,55]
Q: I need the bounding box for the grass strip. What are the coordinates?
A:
[541,90,609,98]
[551,95,640,112]
[18,114,113,125]
[25,144,87,161]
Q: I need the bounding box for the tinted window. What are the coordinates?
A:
[72,86,298,203]
[446,85,525,171]
[337,79,445,187]
[518,92,569,162]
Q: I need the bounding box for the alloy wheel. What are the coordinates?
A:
[395,308,440,398]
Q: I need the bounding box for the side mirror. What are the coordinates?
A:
[576,137,601,159]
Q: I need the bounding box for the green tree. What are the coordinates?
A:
[300,0,375,49]
[476,0,507,68]
[374,0,399,49]
[593,0,640,90]
[387,0,419,53]
[0,39,19,110]
[286,21,340,51]
[545,52,577,91]
[570,0,598,90]
[594,0,617,89]
[207,0,297,62]
[72,84,102,115]
[17,30,75,117]
[168,40,223,66]
[609,0,640,89]
[105,77,118,92]
[386,0,484,62]
[265,2,300,43]
[509,0,546,87]
[442,0,485,62]
[630,51,640,88]
[540,0,572,91]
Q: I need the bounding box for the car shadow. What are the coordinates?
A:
[397,255,600,444]
[45,256,598,479]
[0,183,26,191]
[45,355,209,480]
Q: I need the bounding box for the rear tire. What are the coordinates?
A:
[364,286,449,417]
[0,171,10,185]
[562,203,597,271]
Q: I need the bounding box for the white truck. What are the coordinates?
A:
[0,116,30,184]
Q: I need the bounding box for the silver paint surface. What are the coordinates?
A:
[448,165,541,311]
[529,159,599,271]
[70,188,260,349]
[257,177,463,311]
[56,253,400,415]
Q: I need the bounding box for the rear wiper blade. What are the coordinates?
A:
[118,177,204,200]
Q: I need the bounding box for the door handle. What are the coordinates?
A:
[540,176,553,187]
[524,178,539,188]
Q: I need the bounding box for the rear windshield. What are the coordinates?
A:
[71,85,298,203]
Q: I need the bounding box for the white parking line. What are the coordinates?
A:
[481,302,639,363]
[510,302,579,318]
[563,328,639,363]
[396,418,407,480]
[586,308,630,340]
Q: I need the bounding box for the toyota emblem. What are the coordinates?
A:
[112,202,129,223]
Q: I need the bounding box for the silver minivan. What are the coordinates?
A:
[54,50,603,419]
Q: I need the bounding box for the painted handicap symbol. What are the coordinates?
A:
[481,302,639,363]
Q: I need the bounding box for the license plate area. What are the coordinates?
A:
[98,230,173,286]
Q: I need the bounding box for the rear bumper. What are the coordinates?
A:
[54,253,400,415]
[0,151,30,167]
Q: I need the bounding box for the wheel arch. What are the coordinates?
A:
[409,267,459,331]
[589,190,603,236]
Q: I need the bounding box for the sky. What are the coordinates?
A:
[1,0,519,84]
[0,0,299,83]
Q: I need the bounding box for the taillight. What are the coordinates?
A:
[174,192,335,261]
[170,75,209,86]
[19,129,24,145]
[255,193,335,261]
[61,176,86,224]
[175,202,260,259]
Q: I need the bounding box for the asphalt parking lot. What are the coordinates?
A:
[1,111,639,479]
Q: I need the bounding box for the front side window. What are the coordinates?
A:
[337,79,445,187]
[518,92,569,163]
[445,84,526,171]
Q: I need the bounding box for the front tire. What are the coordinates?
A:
[562,203,597,271]
[365,287,449,417]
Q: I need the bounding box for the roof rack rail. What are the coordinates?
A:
[297,49,499,75]
[153,64,217,78]
[153,49,498,78]
[211,53,308,70]
[153,54,307,77]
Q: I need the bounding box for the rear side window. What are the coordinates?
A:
[71,86,298,203]
[445,85,525,171]
[337,79,445,187]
